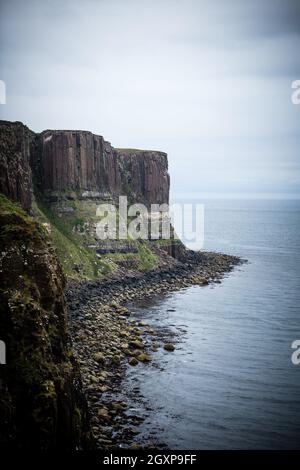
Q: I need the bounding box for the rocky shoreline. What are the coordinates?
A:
[67,250,242,449]
[0,120,244,450]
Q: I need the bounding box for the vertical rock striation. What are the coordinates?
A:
[0,121,170,207]
[0,121,34,211]
[0,120,176,449]
[36,130,121,197]
[0,122,92,449]
[116,149,170,206]
[34,130,170,206]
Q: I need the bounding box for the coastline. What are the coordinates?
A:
[67,250,243,448]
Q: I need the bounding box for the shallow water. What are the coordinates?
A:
[125,199,300,449]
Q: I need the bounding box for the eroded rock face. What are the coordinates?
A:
[116,149,169,206]
[34,130,170,206]
[0,195,91,450]
[0,121,34,211]
[0,121,170,208]
[36,130,121,197]
[0,121,174,449]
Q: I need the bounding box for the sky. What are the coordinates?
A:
[0,0,299,198]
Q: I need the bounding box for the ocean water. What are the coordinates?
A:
[125,199,300,449]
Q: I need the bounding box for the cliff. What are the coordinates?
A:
[0,119,241,451]
[33,129,169,206]
[0,120,181,280]
[0,119,182,448]
[0,121,34,211]
[0,121,170,210]
[115,148,169,206]
[0,194,91,450]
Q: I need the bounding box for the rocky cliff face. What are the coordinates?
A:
[0,121,170,210]
[0,122,93,449]
[116,149,169,206]
[33,130,169,206]
[0,121,34,211]
[0,194,91,450]
[0,120,176,449]
[34,130,121,200]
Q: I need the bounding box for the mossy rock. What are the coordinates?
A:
[128,357,139,366]
[0,193,92,450]
[163,343,175,352]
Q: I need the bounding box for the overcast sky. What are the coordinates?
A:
[0,0,299,198]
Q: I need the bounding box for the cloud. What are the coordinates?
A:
[0,0,299,196]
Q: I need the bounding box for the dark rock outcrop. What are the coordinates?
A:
[0,194,91,450]
[35,130,121,199]
[34,130,170,207]
[116,149,169,206]
[0,121,34,211]
[0,119,188,451]
[0,120,170,208]
[0,120,175,450]
[0,121,170,209]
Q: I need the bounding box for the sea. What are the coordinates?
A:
[124,199,300,449]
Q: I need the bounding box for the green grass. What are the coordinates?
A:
[0,193,27,216]
[30,189,162,279]
[151,238,178,245]
[32,196,112,280]
[102,252,137,261]
[0,193,47,243]
[101,240,158,272]
[0,192,167,280]
[116,148,165,154]
[115,148,146,153]
[137,242,158,271]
